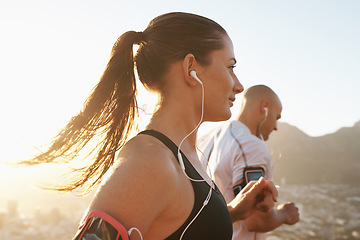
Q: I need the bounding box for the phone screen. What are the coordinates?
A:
[234,167,265,196]
[246,171,263,182]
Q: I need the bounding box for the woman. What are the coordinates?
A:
[27,12,277,239]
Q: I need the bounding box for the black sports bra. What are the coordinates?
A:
[139,130,233,240]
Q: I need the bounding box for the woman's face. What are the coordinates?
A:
[200,35,244,122]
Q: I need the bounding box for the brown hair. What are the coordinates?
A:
[25,12,227,193]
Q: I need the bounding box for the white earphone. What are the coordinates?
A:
[177,70,213,240]
[258,107,268,141]
[178,70,205,175]
[264,107,268,118]
[190,70,203,84]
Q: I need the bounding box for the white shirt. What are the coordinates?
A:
[197,121,272,240]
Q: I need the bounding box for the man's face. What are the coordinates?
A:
[261,101,282,141]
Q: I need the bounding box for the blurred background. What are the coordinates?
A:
[0,0,359,239]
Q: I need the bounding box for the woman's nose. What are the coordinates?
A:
[234,76,244,94]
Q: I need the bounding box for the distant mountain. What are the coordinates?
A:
[266,121,360,185]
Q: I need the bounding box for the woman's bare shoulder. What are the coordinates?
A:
[117,133,179,174]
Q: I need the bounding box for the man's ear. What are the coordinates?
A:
[260,100,269,115]
[183,53,200,87]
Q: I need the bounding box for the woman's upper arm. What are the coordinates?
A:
[87,138,179,236]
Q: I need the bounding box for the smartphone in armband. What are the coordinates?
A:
[233,167,265,196]
[245,167,265,182]
[73,210,129,240]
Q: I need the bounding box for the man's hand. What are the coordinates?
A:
[256,189,275,213]
[228,177,278,222]
[277,202,300,225]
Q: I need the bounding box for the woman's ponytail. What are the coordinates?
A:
[25,31,143,193]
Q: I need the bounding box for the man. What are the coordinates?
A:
[197,85,299,240]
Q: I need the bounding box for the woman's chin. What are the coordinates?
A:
[209,112,232,122]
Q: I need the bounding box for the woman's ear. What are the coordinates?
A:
[183,53,200,87]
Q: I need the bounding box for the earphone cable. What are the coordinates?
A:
[177,81,211,182]
[177,75,214,239]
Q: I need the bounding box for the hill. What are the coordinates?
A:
[266,121,360,185]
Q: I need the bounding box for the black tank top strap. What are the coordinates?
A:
[139,129,204,182]
[139,129,179,160]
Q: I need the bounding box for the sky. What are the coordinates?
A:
[0,0,359,167]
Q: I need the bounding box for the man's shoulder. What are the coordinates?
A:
[229,121,257,142]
